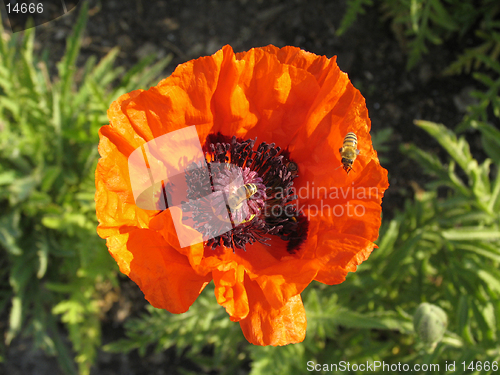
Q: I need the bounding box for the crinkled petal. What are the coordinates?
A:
[205,46,321,148]
[252,257,319,310]
[106,229,211,313]
[313,231,375,285]
[106,90,151,149]
[213,263,249,321]
[255,46,385,201]
[149,207,208,274]
[255,45,333,83]
[96,128,152,239]
[239,276,306,346]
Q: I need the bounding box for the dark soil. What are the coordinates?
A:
[1,0,478,374]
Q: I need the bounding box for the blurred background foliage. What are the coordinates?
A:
[338,0,500,70]
[0,0,499,374]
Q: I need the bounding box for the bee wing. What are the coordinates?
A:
[356,149,360,155]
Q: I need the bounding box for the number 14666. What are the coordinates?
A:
[462,361,498,372]
[6,3,44,13]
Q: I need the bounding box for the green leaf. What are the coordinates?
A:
[429,0,458,31]
[441,228,500,241]
[58,1,89,101]
[332,309,413,332]
[127,54,173,92]
[40,166,62,192]
[8,173,39,203]
[46,314,78,375]
[90,47,121,85]
[0,170,16,185]
[470,302,495,342]
[401,143,448,178]
[477,269,500,294]
[336,0,374,36]
[44,282,77,293]
[490,170,500,212]
[414,120,474,176]
[36,239,49,279]
[41,215,64,230]
[1,97,21,119]
[6,296,22,344]
[471,121,500,163]
[437,210,493,227]
[456,242,500,262]
[0,211,22,255]
[457,295,473,344]
[374,217,401,258]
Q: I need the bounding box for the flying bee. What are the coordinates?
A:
[339,132,360,174]
[227,183,259,210]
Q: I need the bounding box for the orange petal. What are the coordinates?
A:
[149,207,209,275]
[312,230,375,285]
[106,229,211,313]
[221,47,321,147]
[106,90,153,150]
[95,131,152,239]
[255,45,333,83]
[289,72,370,188]
[253,257,319,310]
[213,263,249,321]
[239,275,306,346]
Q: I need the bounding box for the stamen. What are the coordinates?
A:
[179,134,308,253]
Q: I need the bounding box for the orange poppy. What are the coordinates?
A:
[95,45,389,346]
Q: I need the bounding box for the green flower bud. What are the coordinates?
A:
[413,303,447,345]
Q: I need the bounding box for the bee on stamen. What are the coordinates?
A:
[285,160,298,177]
[227,183,259,211]
[339,132,360,174]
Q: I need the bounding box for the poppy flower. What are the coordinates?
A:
[95,45,389,346]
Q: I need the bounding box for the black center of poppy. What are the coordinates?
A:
[181,133,308,253]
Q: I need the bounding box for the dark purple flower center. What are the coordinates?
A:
[210,165,267,225]
[181,134,308,253]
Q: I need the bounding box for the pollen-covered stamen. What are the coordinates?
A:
[182,133,309,253]
[210,164,267,225]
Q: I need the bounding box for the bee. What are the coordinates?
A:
[285,160,298,177]
[339,132,360,174]
[227,183,258,210]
